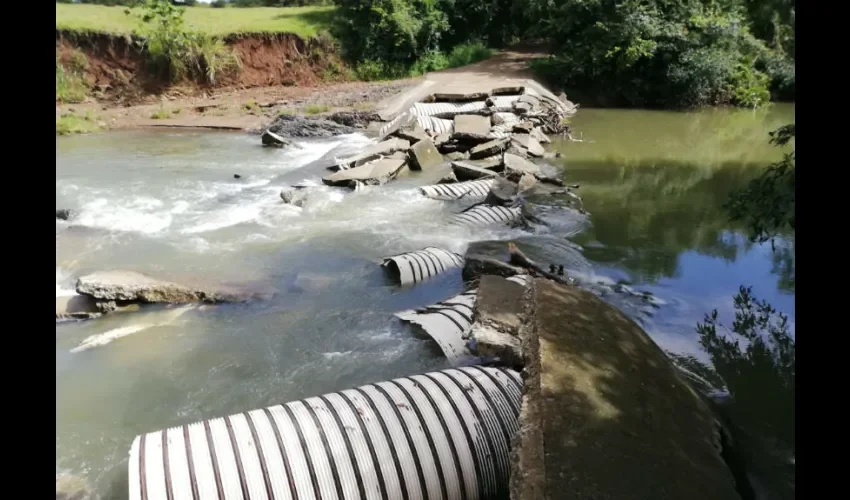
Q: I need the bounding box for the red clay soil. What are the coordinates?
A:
[223,34,342,88]
[56,31,348,105]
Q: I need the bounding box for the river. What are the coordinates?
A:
[56,103,794,499]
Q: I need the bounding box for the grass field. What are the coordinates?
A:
[55,4,335,37]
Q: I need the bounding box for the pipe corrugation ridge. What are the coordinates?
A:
[415,116,454,135]
[412,102,487,119]
[381,247,464,286]
[396,289,477,362]
[419,179,494,201]
[450,205,522,227]
[128,366,522,500]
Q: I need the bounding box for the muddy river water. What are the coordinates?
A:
[56,103,794,499]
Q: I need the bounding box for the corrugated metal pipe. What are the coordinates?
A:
[129,366,522,500]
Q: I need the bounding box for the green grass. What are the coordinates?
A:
[242,99,260,115]
[150,108,174,119]
[56,49,89,104]
[304,104,330,115]
[56,4,335,37]
[56,112,102,136]
[56,61,88,104]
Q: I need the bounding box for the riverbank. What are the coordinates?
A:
[56,50,543,133]
[56,78,418,133]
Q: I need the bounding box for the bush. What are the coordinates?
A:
[333,0,449,65]
[128,0,240,84]
[446,41,492,67]
[353,42,491,81]
[525,1,783,108]
[211,0,227,7]
[56,55,88,104]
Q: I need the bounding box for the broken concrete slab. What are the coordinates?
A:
[433,133,451,147]
[476,275,526,333]
[452,114,492,143]
[504,152,541,179]
[527,279,741,500]
[512,121,535,133]
[492,112,520,126]
[438,171,459,184]
[530,127,551,144]
[462,254,524,282]
[512,134,546,157]
[377,112,417,140]
[279,186,312,207]
[513,101,533,114]
[438,141,473,154]
[75,271,255,305]
[408,138,443,170]
[323,157,408,186]
[484,177,520,206]
[261,129,291,148]
[518,93,541,107]
[468,155,503,170]
[487,95,523,112]
[445,151,469,161]
[492,86,525,95]
[518,173,538,194]
[332,138,410,171]
[469,275,527,367]
[506,143,529,159]
[56,294,101,321]
[469,138,510,159]
[395,124,429,143]
[433,92,490,102]
[452,161,500,181]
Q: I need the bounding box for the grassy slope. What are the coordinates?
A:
[56,4,335,37]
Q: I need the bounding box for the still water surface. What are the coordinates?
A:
[56,103,794,499]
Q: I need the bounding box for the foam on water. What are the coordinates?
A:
[69,305,196,353]
[56,267,77,297]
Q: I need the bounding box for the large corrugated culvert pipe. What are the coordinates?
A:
[129,366,522,500]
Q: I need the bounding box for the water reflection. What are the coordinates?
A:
[553,104,795,289]
[556,105,795,500]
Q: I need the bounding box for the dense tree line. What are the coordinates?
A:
[56,0,332,6]
[331,0,795,108]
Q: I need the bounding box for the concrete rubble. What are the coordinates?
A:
[274,83,576,205]
[322,157,408,187]
[408,138,444,170]
[70,270,269,320]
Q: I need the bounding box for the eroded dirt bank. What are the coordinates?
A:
[56,30,418,131]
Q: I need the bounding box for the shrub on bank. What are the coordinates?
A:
[56,52,89,104]
[333,0,794,109]
[56,112,102,135]
[525,0,794,108]
[354,42,492,81]
[128,0,240,84]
